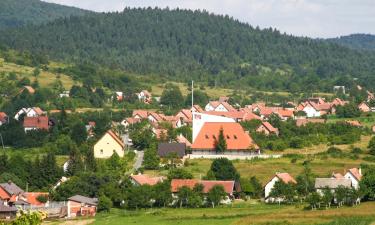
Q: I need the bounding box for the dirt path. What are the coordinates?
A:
[43,219,95,225]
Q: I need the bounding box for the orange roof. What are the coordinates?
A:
[133,110,149,119]
[348,168,362,181]
[23,116,49,130]
[130,174,164,186]
[276,109,294,118]
[203,111,260,121]
[24,192,48,206]
[107,130,125,148]
[192,105,204,113]
[332,173,344,179]
[32,107,44,115]
[125,117,141,125]
[0,112,7,123]
[276,173,297,184]
[191,122,258,150]
[208,101,236,112]
[171,179,235,194]
[23,86,35,94]
[346,120,362,127]
[176,134,192,147]
[260,121,278,133]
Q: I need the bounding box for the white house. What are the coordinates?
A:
[314,178,352,196]
[137,90,152,103]
[344,168,362,190]
[301,103,320,118]
[264,173,297,203]
[59,91,70,98]
[14,107,44,120]
[204,101,236,112]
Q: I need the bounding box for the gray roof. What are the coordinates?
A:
[68,195,98,206]
[0,182,24,195]
[158,143,186,158]
[315,178,352,189]
[0,201,17,212]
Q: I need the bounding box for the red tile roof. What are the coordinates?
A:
[130,174,164,186]
[132,110,150,119]
[203,111,261,121]
[192,105,204,113]
[276,173,297,184]
[107,130,125,148]
[24,192,48,206]
[345,120,362,127]
[176,134,192,147]
[171,179,235,194]
[332,173,344,179]
[32,107,44,115]
[0,112,7,123]
[23,86,35,94]
[208,101,236,112]
[259,121,278,133]
[295,118,325,127]
[348,168,362,181]
[23,116,49,130]
[191,122,259,150]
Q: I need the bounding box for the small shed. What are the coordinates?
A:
[0,201,17,219]
[67,195,98,218]
[157,143,186,158]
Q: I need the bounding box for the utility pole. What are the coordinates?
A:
[191,80,194,109]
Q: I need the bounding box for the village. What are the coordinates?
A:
[1,81,375,224]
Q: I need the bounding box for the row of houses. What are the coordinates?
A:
[264,167,362,203]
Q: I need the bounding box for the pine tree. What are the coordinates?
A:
[215,127,227,153]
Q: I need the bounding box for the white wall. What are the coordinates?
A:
[344,172,360,190]
[192,112,235,142]
[264,176,279,202]
[303,105,320,118]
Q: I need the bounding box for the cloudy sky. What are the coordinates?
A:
[42,0,375,38]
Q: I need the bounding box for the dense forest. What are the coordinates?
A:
[0,0,89,30]
[1,7,375,92]
[328,34,375,51]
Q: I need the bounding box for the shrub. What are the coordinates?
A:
[351,147,363,154]
[36,195,48,203]
[98,195,112,212]
[327,147,343,157]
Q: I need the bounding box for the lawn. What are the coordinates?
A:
[0,58,78,89]
[327,114,375,128]
[85,201,375,225]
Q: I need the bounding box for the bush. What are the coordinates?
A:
[36,195,48,203]
[327,147,343,157]
[351,147,363,154]
[98,195,112,212]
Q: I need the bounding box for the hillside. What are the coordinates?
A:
[0,0,89,29]
[328,34,375,51]
[1,8,375,92]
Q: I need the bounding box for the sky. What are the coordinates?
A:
[42,0,375,38]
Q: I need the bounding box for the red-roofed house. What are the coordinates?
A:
[191,122,260,155]
[137,90,152,103]
[192,105,204,113]
[176,134,192,148]
[256,121,279,136]
[23,192,49,206]
[346,120,362,127]
[14,107,45,120]
[93,130,124,158]
[171,179,236,202]
[23,116,49,132]
[265,172,297,203]
[358,102,371,112]
[0,112,8,126]
[331,172,344,179]
[344,168,362,190]
[20,86,35,95]
[130,174,165,186]
[204,101,236,112]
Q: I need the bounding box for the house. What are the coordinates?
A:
[114,92,123,101]
[191,122,260,155]
[0,201,17,219]
[331,172,344,179]
[203,111,261,123]
[158,143,186,158]
[23,192,49,207]
[299,102,321,118]
[295,118,325,127]
[137,90,152,103]
[314,178,352,195]
[0,182,24,204]
[67,195,97,218]
[93,130,124,158]
[121,117,141,129]
[256,121,279,136]
[191,105,204,113]
[59,91,70,98]
[345,120,362,127]
[265,173,297,203]
[171,179,236,202]
[204,101,236,112]
[19,86,35,95]
[175,109,193,125]
[130,174,165,186]
[176,134,192,148]
[367,91,375,102]
[358,102,370,112]
[14,107,44,120]
[0,112,8,126]
[344,168,362,190]
[23,116,50,132]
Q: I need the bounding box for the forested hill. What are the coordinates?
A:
[0,0,90,29]
[327,34,375,51]
[1,8,375,91]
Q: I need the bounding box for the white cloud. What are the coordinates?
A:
[42,0,375,38]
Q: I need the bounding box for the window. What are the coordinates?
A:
[205,134,209,139]
[100,149,103,154]
[234,135,237,139]
[226,135,230,139]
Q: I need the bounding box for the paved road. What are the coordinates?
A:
[133,150,144,171]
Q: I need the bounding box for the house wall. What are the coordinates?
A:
[94,133,124,158]
[264,176,279,202]
[204,104,215,111]
[256,125,270,135]
[344,172,359,189]
[214,104,229,112]
[303,106,320,118]
[191,149,260,156]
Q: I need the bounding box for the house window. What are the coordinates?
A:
[100,149,103,154]
[205,134,209,139]
[234,135,237,139]
[226,135,230,139]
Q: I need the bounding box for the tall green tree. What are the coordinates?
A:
[215,127,227,153]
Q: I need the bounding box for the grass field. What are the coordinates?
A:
[327,114,375,128]
[0,58,78,89]
[68,201,375,225]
